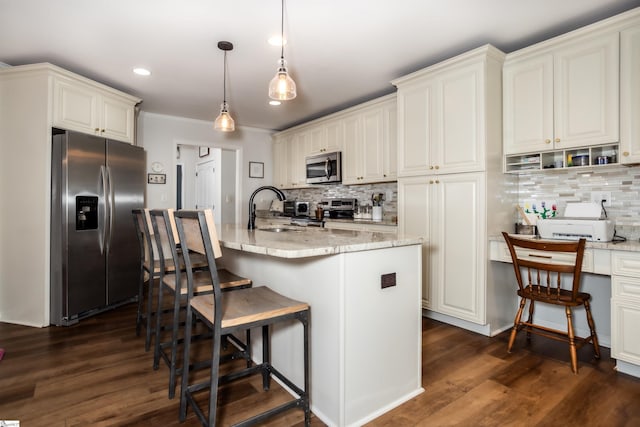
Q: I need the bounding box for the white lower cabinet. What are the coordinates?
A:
[399,173,486,324]
[611,251,640,369]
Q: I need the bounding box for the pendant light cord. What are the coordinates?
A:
[280,0,284,60]
[223,50,227,104]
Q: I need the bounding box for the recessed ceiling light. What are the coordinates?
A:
[269,100,282,106]
[268,35,287,46]
[133,67,151,76]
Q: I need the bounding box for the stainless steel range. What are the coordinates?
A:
[318,198,358,219]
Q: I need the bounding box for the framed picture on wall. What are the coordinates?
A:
[199,146,210,157]
[249,161,264,178]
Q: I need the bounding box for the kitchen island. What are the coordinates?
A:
[216,224,423,427]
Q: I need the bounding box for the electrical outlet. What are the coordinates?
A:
[591,191,612,207]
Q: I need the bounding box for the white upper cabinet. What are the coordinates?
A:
[272,136,290,189]
[273,94,396,187]
[504,32,619,155]
[382,102,397,181]
[307,119,343,155]
[394,45,503,177]
[503,53,554,154]
[395,80,433,176]
[341,113,362,184]
[342,97,396,185]
[53,74,137,143]
[289,132,311,188]
[324,119,345,154]
[621,24,640,164]
[344,106,385,184]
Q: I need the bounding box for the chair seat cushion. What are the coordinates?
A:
[519,285,591,306]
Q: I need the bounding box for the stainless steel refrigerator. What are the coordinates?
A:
[50,129,145,325]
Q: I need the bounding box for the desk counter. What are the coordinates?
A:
[489,234,640,379]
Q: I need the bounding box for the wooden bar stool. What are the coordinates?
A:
[502,232,600,373]
[149,209,252,399]
[175,209,311,427]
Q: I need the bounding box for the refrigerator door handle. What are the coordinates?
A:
[106,166,114,252]
[99,165,108,254]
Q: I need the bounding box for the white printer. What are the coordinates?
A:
[536,202,615,242]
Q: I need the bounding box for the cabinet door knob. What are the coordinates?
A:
[545,139,551,144]
[554,138,560,143]
[429,166,434,170]
[435,165,439,170]
[623,151,630,156]
[94,128,100,132]
[435,180,440,184]
[429,180,434,184]
[101,129,105,133]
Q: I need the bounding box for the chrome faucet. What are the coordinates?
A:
[248,186,286,230]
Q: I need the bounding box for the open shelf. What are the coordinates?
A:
[504,144,619,173]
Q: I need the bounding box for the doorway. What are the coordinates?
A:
[175,142,240,225]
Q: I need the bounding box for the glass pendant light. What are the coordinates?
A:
[214,41,235,132]
[268,0,297,101]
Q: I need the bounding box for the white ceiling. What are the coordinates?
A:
[1,0,639,131]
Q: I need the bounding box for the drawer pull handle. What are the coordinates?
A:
[529,254,552,259]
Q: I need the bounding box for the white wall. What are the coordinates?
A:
[221,149,237,224]
[138,112,274,225]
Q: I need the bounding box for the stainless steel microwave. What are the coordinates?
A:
[305,151,342,184]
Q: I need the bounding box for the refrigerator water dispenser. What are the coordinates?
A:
[76,196,98,230]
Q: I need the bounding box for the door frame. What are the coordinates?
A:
[173,139,244,225]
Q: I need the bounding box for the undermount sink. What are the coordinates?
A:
[258,227,302,233]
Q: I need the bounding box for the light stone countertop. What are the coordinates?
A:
[325,218,398,226]
[218,224,422,259]
[489,234,640,252]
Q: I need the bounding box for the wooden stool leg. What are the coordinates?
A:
[565,306,578,374]
[584,300,601,359]
[508,298,526,353]
[526,300,535,341]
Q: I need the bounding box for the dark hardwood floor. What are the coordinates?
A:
[1,300,639,426]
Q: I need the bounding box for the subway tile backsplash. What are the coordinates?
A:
[517,165,640,240]
[283,182,398,222]
[283,165,640,241]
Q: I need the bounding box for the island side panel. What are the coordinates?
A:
[342,244,423,426]
[222,243,423,427]
[222,249,344,426]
